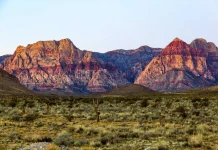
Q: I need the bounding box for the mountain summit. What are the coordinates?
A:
[135,38,217,91]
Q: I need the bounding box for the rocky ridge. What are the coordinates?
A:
[1,39,161,93]
[1,37,218,93]
[135,38,218,91]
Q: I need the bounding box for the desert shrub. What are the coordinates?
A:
[116,132,129,138]
[155,97,162,103]
[186,127,195,135]
[8,132,21,141]
[128,132,139,138]
[67,127,76,133]
[174,106,186,113]
[75,126,84,133]
[100,133,121,145]
[87,115,96,120]
[200,98,210,107]
[0,107,5,114]
[54,133,73,146]
[63,114,74,122]
[23,112,39,122]
[7,98,18,108]
[152,102,158,108]
[196,124,209,134]
[192,97,210,108]
[192,110,200,116]
[74,139,89,147]
[86,128,99,136]
[139,128,161,140]
[188,134,203,147]
[37,136,52,142]
[141,99,149,107]
[9,109,22,121]
[174,106,187,118]
[35,121,45,127]
[90,139,101,147]
[158,145,168,150]
[23,134,43,142]
[23,134,51,143]
[23,134,50,143]
[156,140,169,150]
[192,97,201,103]
[139,133,151,140]
[165,101,172,108]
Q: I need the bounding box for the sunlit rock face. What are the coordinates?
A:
[2,37,218,93]
[135,38,218,92]
[0,39,130,93]
[0,38,163,93]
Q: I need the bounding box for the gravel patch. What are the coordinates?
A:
[18,142,72,150]
[18,142,51,150]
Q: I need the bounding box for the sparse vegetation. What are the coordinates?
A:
[0,92,218,149]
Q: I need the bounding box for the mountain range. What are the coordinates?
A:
[0,37,218,94]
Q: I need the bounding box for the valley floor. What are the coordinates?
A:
[0,93,218,150]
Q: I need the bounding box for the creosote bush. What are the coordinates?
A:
[8,132,21,141]
[23,112,39,122]
[188,134,203,147]
[141,99,149,107]
[54,133,73,147]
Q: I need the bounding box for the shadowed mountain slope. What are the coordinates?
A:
[0,69,32,95]
[106,84,155,95]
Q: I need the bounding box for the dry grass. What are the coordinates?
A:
[188,134,203,147]
[0,93,218,149]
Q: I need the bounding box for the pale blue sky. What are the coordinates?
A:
[0,0,218,55]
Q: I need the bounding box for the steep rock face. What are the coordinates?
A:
[103,46,162,82]
[0,39,129,93]
[190,38,218,79]
[135,38,216,91]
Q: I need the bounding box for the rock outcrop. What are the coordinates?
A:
[1,37,218,93]
[190,38,218,79]
[135,38,217,91]
[0,38,162,93]
[103,46,162,82]
[0,39,131,93]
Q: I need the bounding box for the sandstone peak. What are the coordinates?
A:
[135,38,216,92]
[190,38,218,54]
[192,38,207,43]
[172,37,182,42]
[17,45,25,49]
[190,38,207,49]
[59,38,73,44]
[168,37,188,47]
[160,38,194,56]
[207,42,217,49]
